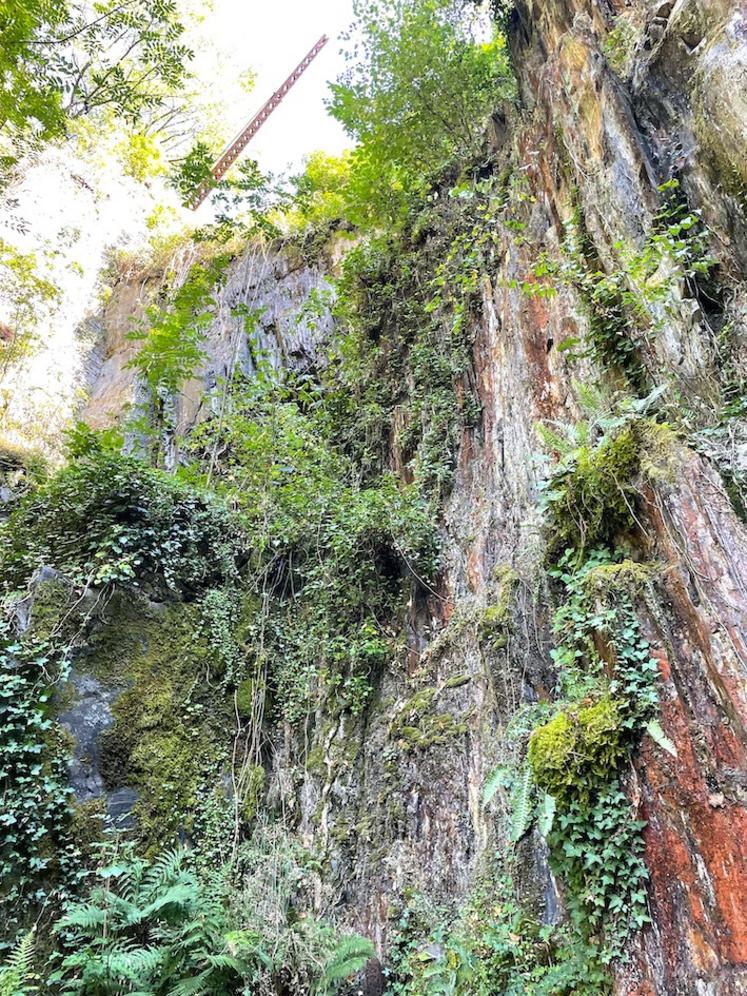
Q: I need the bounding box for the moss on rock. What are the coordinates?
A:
[528,696,625,804]
[480,565,518,648]
[88,598,234,847]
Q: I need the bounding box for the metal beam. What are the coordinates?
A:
[190,34,329,210]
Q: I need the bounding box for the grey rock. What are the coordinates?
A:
[58,671,137,823]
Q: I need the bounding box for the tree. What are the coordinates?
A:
[0,0,193,161]
[327,0,514,226]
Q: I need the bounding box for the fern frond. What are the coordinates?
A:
[536,421,578,458]
[316,935,374,993]
[135,884,198,924]
[56,904,108,932]
[0,930,38,996]
[145,847,188,895]
[510,762,534,843]
[482,765,511,807]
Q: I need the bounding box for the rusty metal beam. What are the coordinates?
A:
[190,34,329,210]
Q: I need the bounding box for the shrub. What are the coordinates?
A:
[0,449,243,596]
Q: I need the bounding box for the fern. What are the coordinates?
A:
[57,903,108,931]
[315,934,374,994]
[536,421,579,459]
[510,762,534,843]
[146,847,189,894]
[482,764,511,806]
[0,931,38,996]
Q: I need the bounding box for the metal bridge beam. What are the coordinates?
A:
[189,34,329,210]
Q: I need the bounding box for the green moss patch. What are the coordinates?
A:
[90,600,236,846]
[528,696,625,805]
[543,424,641,559]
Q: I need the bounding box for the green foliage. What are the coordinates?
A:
[0,239,60,373]
[0,930,39,995]
[328,0,515,226]
[531,183,716,383]
[519,544,660,962]
[171,153,283,232]
[0,448,243,596]
[0,0,192,164]
[288,152,354,230]
[45,832,373,993]
[170,140,216,204]
[128,252,232,397]
[538,386,677,563]
[330,174,507,501]
[228,825,373,994]
[549,548,660,719]
[540,423,641,560]
[188,372,438,722]
[602,18,638,78]
[317,936,375,994]
[548,784,650,952]
[49,845,255,995]
[386,880,611,995]
[528,697,625,805]
[0,618,79,945]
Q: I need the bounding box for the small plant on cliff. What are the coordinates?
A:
[128,253,231,397]
[528,696,626,805]
[527,183,716,386]
[387,878,611,994]
[537,385,674,562]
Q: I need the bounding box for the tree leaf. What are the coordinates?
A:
[645,719,677,757]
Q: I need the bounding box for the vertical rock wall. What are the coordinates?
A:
[25,2,747,993]
[284,2,747,993]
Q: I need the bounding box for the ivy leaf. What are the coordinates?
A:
[537,793,556,838]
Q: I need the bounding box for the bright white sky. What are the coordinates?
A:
[195,0,356,176]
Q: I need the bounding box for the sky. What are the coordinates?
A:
[194,0,356,177]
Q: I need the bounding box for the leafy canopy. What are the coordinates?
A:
[327,0,514,225]
[0,0,192,163]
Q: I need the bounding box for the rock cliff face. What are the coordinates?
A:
[29,1,747,993]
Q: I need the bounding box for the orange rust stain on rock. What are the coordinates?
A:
[651,646,671,681]
[520,292,556,418]
[626,984,657,996]
[713,721,747,770]
[466,545,483,594]
[440,599,455,626]
[692,801,747,963]
[641,693,747,968]
[686,925,720,974]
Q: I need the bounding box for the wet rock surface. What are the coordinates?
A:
[57,672,137,828]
